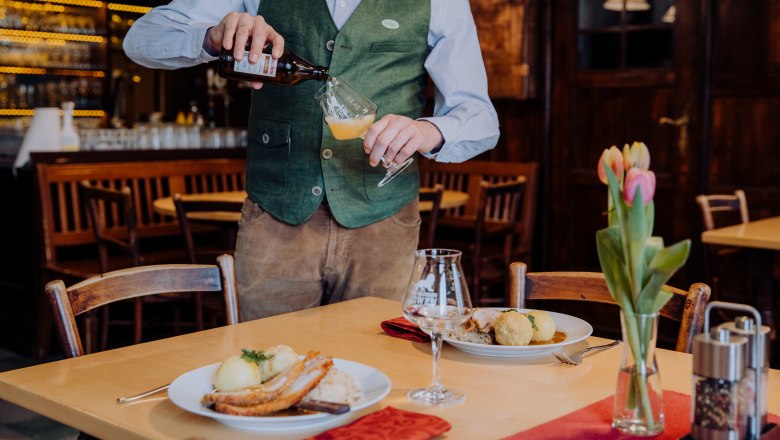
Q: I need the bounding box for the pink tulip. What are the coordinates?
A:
[623,168,656,205]
[623,141,651,171]
[597,146,624,185]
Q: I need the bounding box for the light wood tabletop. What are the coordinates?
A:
[153,189,469,223]
[1,297,777,439]
[701,216,780,251]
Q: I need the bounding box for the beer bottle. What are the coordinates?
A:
[217,47,329,85]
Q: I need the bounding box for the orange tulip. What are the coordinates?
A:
[598,146,624,184]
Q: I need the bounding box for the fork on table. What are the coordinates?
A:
[553,340,621,365]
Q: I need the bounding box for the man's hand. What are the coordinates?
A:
[204,13,284,90]
[362,115,443,167]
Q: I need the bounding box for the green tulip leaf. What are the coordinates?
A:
[645,200,655,235]
[597,227,633,308]
[648,239,691,273]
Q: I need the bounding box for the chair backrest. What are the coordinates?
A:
[474,177,527,258]
[419,160,539,259]
[695,190,749,231]
[172,194,244,263]
[508,262,710,353]
[35,157,246,268]
[80,181,141,273]
[469,178,527,305]
[418,185,444,249]
[46,254,241,358]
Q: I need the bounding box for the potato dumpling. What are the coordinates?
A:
[259,344,299,382]
[493,311,533,346]
[528,310,556,342]
[213,354,261,392]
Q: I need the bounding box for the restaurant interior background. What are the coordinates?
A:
[0,0,778,367]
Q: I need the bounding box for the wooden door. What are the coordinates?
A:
[548,0,705,279]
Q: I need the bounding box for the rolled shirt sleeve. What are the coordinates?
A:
[123,0,254,69]
[420,0,500,163]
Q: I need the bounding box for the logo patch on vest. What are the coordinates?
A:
[381,19,400,30]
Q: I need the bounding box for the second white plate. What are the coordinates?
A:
[168,358,391,432]
[444,308,593,358]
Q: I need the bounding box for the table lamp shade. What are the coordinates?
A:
[14,107,61,171]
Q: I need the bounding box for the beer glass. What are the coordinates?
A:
[315,76,413,187]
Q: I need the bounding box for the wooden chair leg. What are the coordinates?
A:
[33,293,53,360]
[133,298,143,344]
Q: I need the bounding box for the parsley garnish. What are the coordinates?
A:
[240,349,273,365]
[527,314,538,332]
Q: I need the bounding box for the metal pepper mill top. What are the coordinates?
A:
[692,327,747,381]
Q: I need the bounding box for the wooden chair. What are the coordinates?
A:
[438,178,527,306]
[696,190,749,231]
[173,194,244,328]
[420,160,539,267]
[418,185,444,249]
[33,155,246,359]
[46,255,240,358]
[695,190,750,303]
[80,181,193,351]
[172,193,244,264]
[509,262,711,353]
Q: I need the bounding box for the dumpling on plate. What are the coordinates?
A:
[493,311,533,346]
[527,310,556,342]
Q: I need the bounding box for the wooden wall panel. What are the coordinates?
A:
[710,96,780,217]
[470,0,535,99]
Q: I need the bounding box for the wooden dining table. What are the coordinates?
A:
[1,296,778,439]
[153,189,469,223]
[701,216,780,251]
[701,216,780,329]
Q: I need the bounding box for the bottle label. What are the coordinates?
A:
[233,51,278,78]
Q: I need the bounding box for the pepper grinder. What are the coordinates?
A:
[719,315,771,438]
[691,327,748,439]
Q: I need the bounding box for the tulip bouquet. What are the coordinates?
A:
[596,142,690,435]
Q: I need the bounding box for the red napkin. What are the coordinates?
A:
[380,317,430,343]
[308,406,451,440]
[503,390,780,440]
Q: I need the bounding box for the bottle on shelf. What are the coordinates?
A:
[218,47,329,85]
[60,101,80,151]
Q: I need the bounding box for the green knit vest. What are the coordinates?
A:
[246,0,430,228]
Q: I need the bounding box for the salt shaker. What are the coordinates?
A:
[719,316,771,438]
[691,327,748,439]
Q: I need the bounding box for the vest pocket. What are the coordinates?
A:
[247,118,292,196]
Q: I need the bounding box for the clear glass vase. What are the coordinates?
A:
[612,311,665,436]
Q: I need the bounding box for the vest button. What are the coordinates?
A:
[311,186,323,196]
[326,40,335,51]
[322,148,333,159]
[261,133,270,144]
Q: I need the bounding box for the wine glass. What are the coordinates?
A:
[315,76,414,187]
[402,249,472,406]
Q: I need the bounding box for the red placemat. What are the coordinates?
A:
[307,406,451,440]
[380,317,430,343]
[504,390,780,439]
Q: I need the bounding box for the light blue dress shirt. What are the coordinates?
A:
[124,0,499,162]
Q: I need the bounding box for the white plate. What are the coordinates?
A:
[444,308,593,358]
[168,358,391,432]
